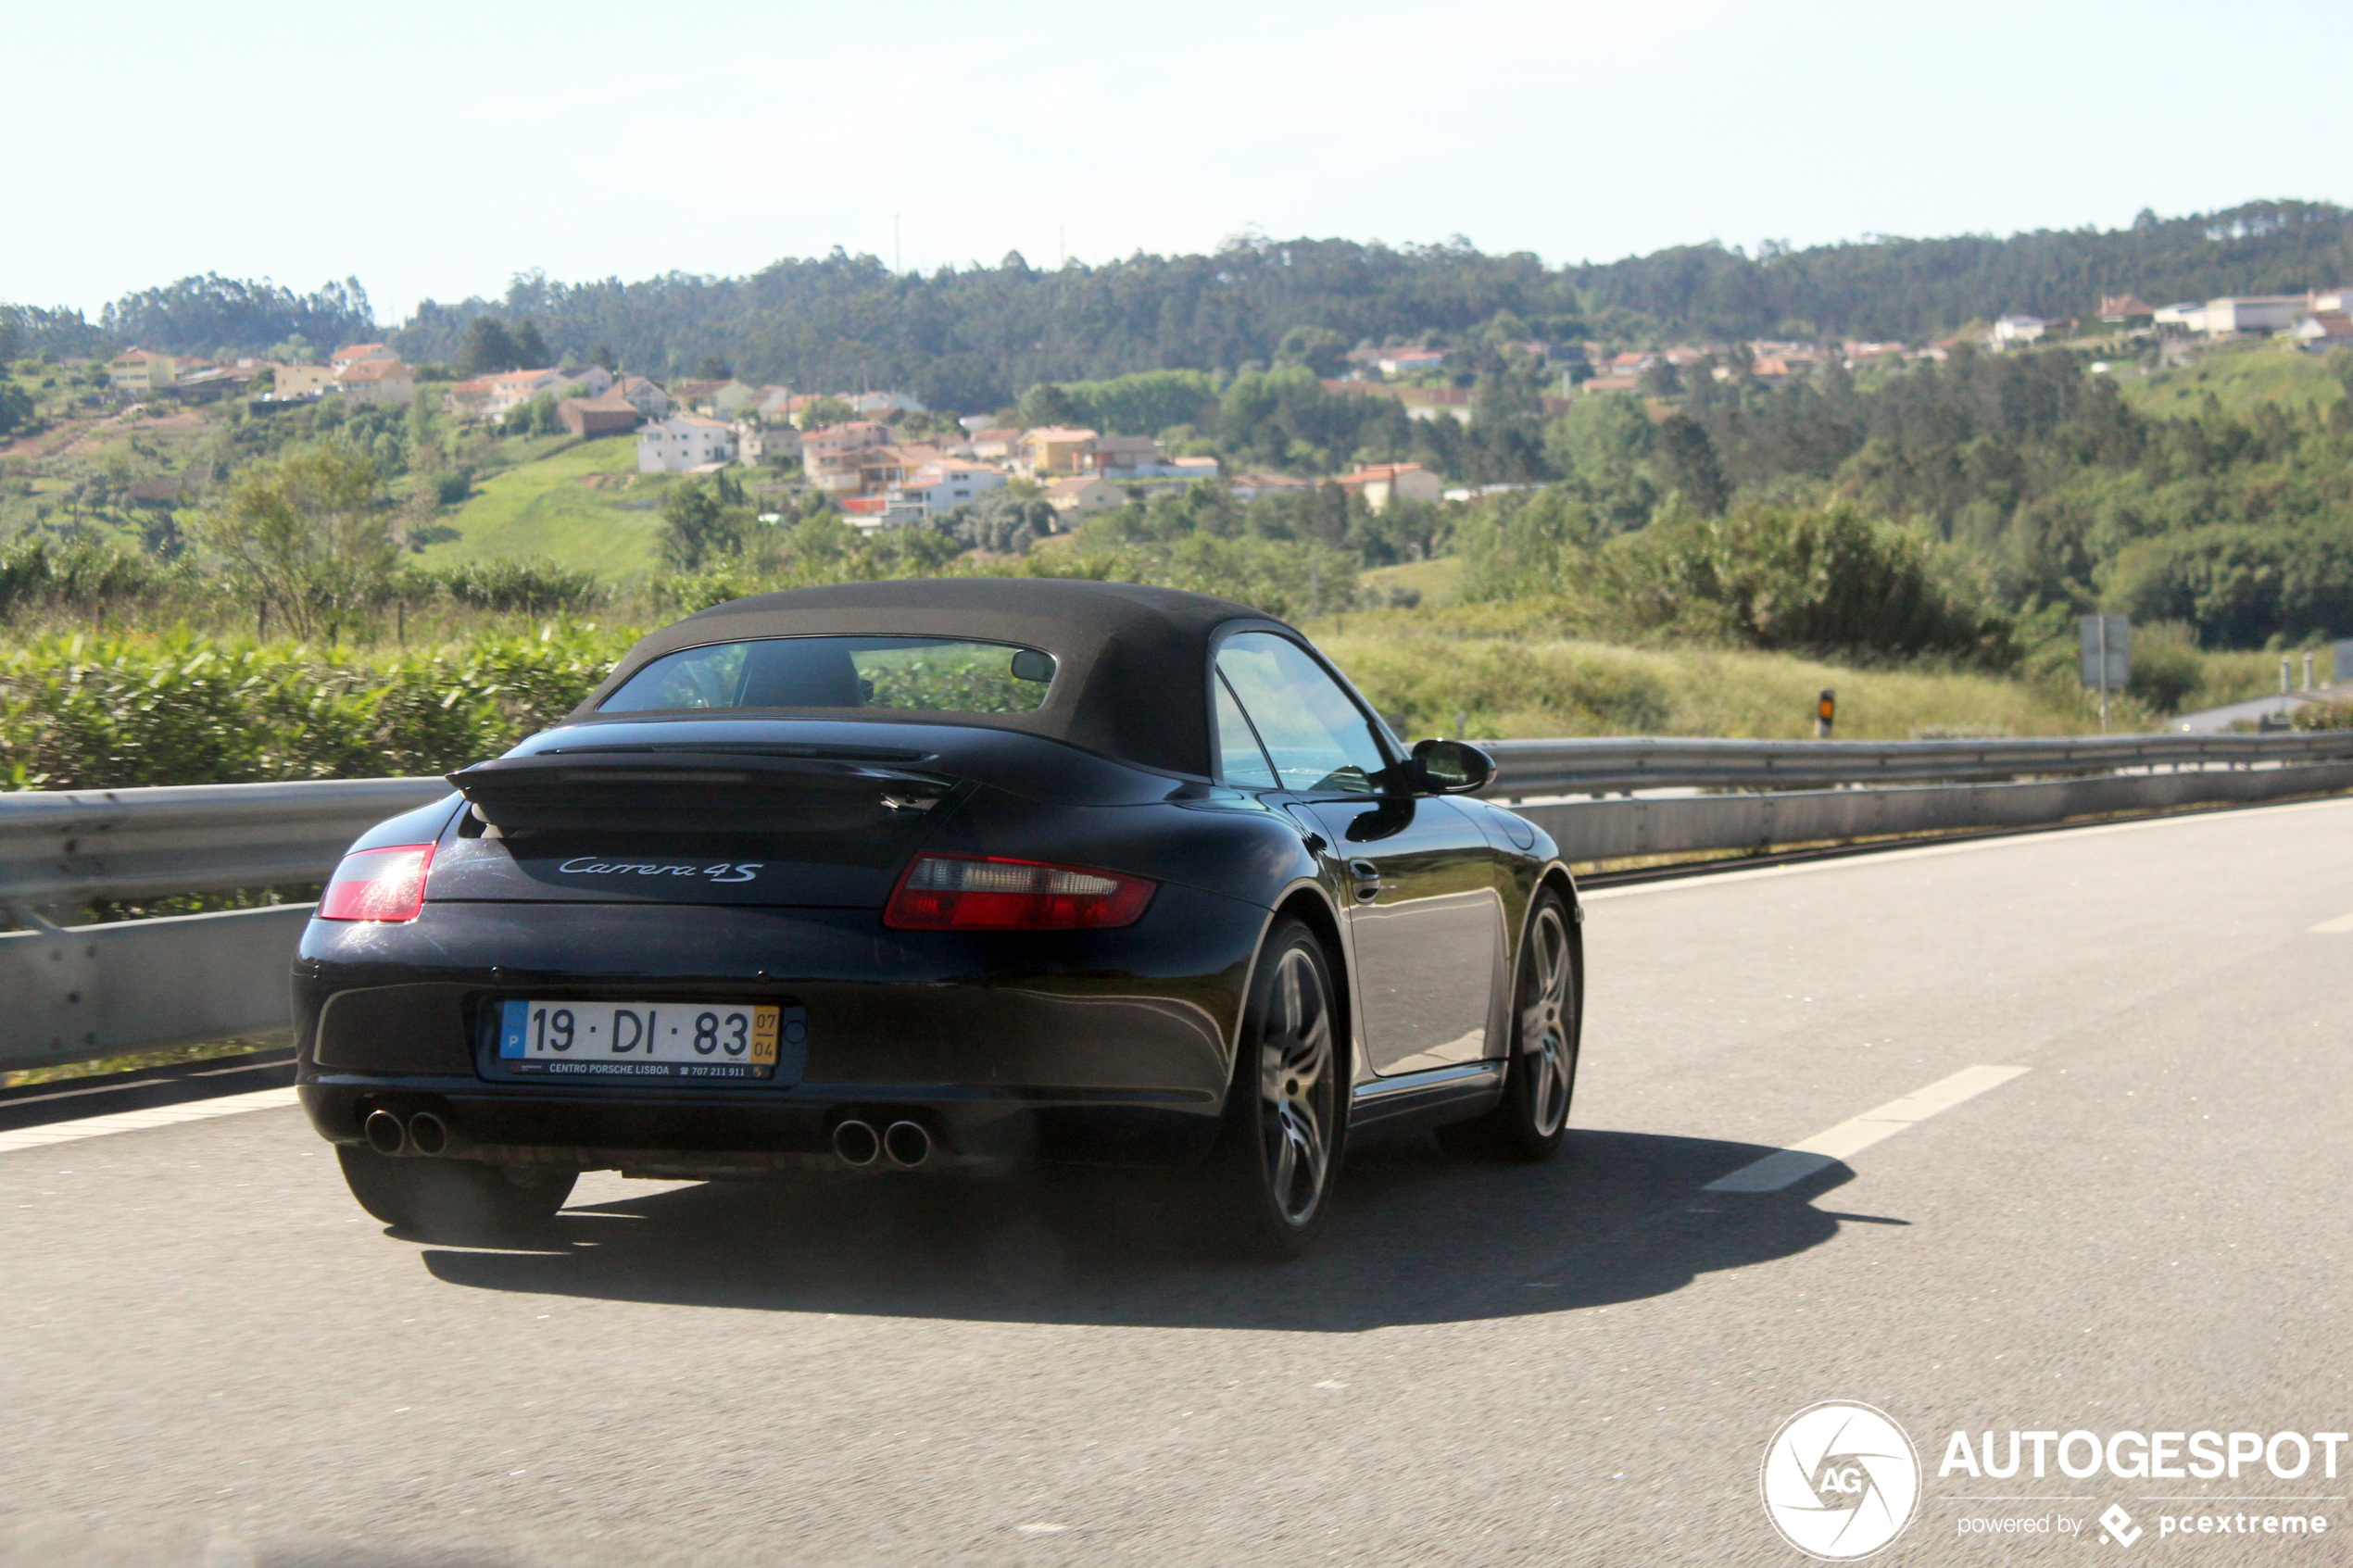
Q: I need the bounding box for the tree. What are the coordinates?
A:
[0,377,34,440]
[1652,414,1729,516]
[695,355,733,382]
[191,441,396,638]
[456,317,522,377]
[796,395,857,429]
[1544,395,1657,533]
[1016,383,1083,429]
[1274,325,1348,378]
[658,474,749,571]
[592,344,618,371]
[511,320,550,369]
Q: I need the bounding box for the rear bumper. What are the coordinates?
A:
[294,890,1261,1169]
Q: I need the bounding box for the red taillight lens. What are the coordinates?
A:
[318,844,435,922]
[883,853,1155,931]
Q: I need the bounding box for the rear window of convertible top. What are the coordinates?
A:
[598,636,1058,715]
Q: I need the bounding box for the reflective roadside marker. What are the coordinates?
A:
[1817,689,1835,739]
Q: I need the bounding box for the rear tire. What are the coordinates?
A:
[336,1146,576,1238]
[1435,887,1578,1162]
[1203,916,1345,1261]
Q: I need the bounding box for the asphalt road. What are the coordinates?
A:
[6,797,2352,1567]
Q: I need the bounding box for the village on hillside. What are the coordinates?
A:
[47,281,2353,551]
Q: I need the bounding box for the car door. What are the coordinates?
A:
[1214,631,1504,1076]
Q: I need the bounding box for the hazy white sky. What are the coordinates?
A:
[11,0,2346,324]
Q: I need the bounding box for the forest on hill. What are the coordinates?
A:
[10,201,2353,408]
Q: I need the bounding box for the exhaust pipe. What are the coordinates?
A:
[832,1119,879,1167]
[407,1110,449,1157]
[363,1109,408,1157]
[883,1121,932,1168]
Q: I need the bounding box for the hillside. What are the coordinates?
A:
[413,436,669,579]
[16,199,2353,409]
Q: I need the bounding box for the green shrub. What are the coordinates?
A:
[0,626,636,790]
[1598,499,2018,667]
[414,558,603,615]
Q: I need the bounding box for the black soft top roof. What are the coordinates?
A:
[573,578,1290,776]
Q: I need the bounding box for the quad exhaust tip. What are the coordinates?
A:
[832,1119,880,1167]
[363,1109,453,1158]
[407,1111,449,1158]
[363,1109,408,1157]
[883,1121,931,1168]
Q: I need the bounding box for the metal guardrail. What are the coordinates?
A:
[0,778,453,922]
[5,734,2352,1073]
[1475,731,2353,797]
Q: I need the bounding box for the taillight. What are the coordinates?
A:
[318,844,435,922]
[883,853,1155,931]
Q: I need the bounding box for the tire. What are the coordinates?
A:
[1202,916,1346,1261]
[336,1146,576,1239]
[1435,887,1579,1162]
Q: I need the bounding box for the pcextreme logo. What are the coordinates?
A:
[1761,1401,1923,1561]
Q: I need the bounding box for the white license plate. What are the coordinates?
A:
[496,999,785,1081]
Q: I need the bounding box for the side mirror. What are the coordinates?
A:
[1409,737,1494,795]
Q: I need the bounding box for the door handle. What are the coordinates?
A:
[1346,859,1380,901]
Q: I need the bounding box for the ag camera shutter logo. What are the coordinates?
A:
[1761,1401,1922,1560]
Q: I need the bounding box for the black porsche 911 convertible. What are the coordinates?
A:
[298,578,1581,1257]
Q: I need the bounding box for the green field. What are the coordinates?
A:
[415,437,672,579]
[2120,337,2346,420]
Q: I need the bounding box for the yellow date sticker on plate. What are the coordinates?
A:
[750,1005,779,1065]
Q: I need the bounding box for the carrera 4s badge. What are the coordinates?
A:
[555,859,763,884]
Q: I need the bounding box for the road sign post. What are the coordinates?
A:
[2080,615,2130,734]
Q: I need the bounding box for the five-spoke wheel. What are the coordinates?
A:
[1210,916,1343,1258]
[1436,886,1579,1161]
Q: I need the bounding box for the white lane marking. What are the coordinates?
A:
[1704,1064,2030,1193]
[2308,912,2353,934]
[0,1086,300,1155]
[1581,793,2353,902]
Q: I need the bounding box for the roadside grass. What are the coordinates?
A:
[1,1035,287,1091]
[2120,338,2346,420]
[415,436,669,579]
[1359,556,1461,605]
[1311,630,2140,740]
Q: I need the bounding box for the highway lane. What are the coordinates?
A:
[5,797,2352,1566]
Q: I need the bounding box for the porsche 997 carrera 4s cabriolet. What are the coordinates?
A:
[298,579,1582,1257]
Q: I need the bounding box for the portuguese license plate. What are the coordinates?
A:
[496,999,790,1082]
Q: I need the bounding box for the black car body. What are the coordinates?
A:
[298,580,1582,1254]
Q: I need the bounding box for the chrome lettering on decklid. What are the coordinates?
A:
[555,858,762,884]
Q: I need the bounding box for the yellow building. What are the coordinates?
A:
[107,349,181,395]
[1019,426,1098,478]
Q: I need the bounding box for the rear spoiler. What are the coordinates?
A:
[447,750,957,834]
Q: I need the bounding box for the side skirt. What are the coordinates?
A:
[1346,1060,1505,1145]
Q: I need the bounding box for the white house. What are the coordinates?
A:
[880,460,1008,521]
[1991,315,2048,348]
[2200,295,2308,337]
[849,390,926,416]
[637,414,737,472]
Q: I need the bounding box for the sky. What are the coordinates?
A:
[10,0,2349,327]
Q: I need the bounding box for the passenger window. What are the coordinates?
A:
[1214,671,1277,787]
[1214,632,1390,795]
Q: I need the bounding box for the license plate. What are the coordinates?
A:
[495,999,796,1082]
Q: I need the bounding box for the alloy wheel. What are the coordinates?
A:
[1257,945,1336,1226]
[1519,903,1575,1138]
